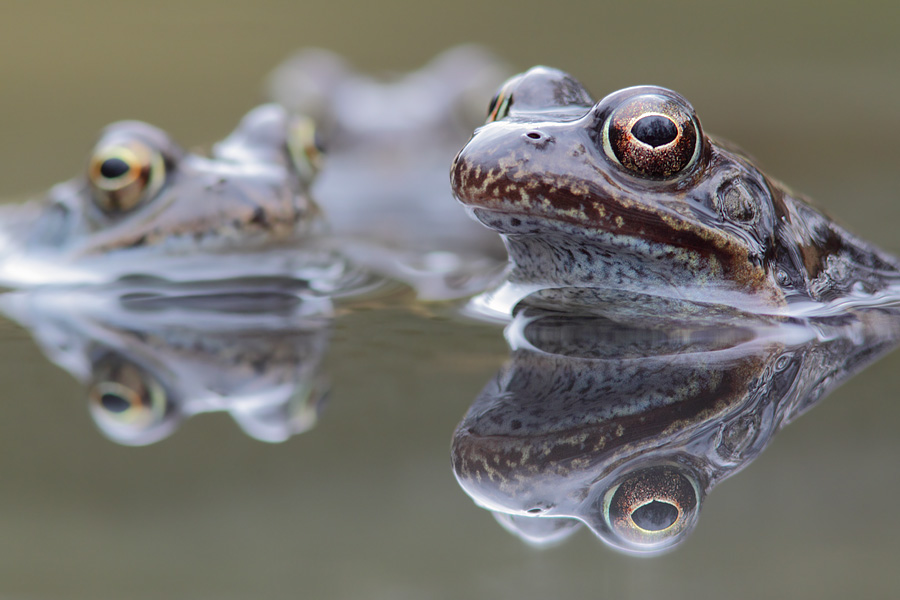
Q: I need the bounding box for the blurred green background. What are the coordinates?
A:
[0,1,898,598]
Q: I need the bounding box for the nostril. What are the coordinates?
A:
[526,132,542,140]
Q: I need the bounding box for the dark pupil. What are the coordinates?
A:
[631,500,678,531]
[631,115,678,147]
[100,393,132,413]
[100,157,131,179]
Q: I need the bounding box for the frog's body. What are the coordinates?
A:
[451,67,900,315]
[0,105,358,292]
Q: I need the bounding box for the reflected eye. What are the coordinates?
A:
[602,465,700,551]
[602,93,701,179]
[88,137,167,216]
[88,356,171,437]
[286,115,324,183]
[486,82,514,123]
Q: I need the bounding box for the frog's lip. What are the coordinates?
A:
[452,163,689,243]
[457,192,734,261]
[451,149,752,268]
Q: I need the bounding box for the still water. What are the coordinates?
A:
[0,2,899,599]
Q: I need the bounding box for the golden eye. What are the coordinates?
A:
[602,465,700,551]
[286,115,323,183]
[88,357,170,435]
[87,136,167,216]
[602,92,701,179]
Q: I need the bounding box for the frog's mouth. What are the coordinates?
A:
[452,155,749,264]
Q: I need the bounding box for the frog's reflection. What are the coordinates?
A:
[0,282,331,445]
[451,304,900,555]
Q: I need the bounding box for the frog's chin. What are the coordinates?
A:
[490,512,583,547]
[462,205,783,316]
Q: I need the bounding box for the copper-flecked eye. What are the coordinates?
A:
[602,465,700,550]
[286,115,324,183]
[87,135,167,216]
[88,357,170,436]
[602,93,700,179]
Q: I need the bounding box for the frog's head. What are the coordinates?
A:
[452,67,874,310]
[0,104,324,286]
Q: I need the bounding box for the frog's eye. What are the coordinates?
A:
[88,141,166,215]
[602,93,701,179]
[87,125,174,216]
[87,354,176,445]
[486,81,515,123]
[600,465,700,552]
[286,115,324,183]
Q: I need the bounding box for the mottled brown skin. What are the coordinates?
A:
[451,67,900,313]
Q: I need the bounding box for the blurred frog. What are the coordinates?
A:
[269,45,511,299]
[0,104,361,293]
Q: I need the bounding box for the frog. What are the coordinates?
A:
[0,280,332,445]
[451,304,900,554]
[451,67,900,317]
[267,45,511,299]
[0,103,361,293]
